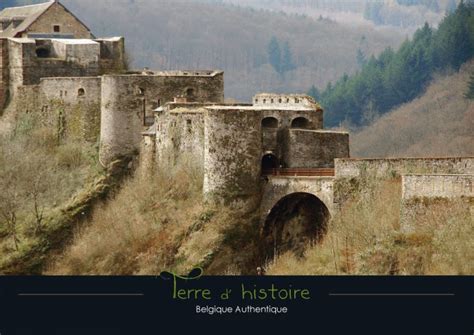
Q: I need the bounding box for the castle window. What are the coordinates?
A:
[186,88,195,97]
[287,98,290,103]
[279,98,282,103]
[53,25,60,33]
[255,99,258,103]
[137,87,145,96]
[261,117,278,128]
[35,46,50,58]
[78,88,85,97]
[263,99,266,104]
[157,98,161,107]
[271,98,274,103]
[291,117,310,129]
[295,98,300,103]
[186,119,192,133]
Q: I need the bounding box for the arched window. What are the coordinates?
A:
[35,47,50,58]
[77,88,85,97]
[186,88,195,97]
[137,87,145,96]
[291,117,310,129]
[261,117,278,128]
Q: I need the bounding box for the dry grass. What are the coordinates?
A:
[0,111,101,260]
[267,177,473,275]
[352,60,474,158]
[47,155,260,275]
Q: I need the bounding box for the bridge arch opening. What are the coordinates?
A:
[262,153,279,171]
[261,192,329,262]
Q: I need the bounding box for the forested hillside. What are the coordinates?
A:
[311,2,474,127]
[351,60,474,157]
[56,0,403,101]
[211,0,460,28]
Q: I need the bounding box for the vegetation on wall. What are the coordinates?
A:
[310,2,474,127]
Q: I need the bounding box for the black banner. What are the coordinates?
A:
[0,273,472,334]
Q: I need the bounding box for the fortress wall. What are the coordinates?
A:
[39,77,101,141]
[16,85,41,116]
[155,107,205,170]
[261,109,323,130]
[335,157,474,179]
[400,175,473,232]
[7,39,24,95]
[283,130,349,168]
[0,39,9,111]
[402,174,474,200]
[261,109,324,160]
[97,38,126,74]
[262,128,279,153]
[99,73,224,166]
[203,107,262,208]
[99,75,144,165]
[8,39,100,91]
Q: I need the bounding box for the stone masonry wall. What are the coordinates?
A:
[100,73,224,166]
[284,129,349,168]
[402,174,474,200]
[39,77,101,142]
[0,39,9,111]
[155,106,205,170]
[23,2,93,39]
[400,174,473,232]
[335,157,474,179]
[203,107,262,209]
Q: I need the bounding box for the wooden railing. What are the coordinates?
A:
[262,168,335,177]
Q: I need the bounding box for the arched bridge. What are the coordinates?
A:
[258,169,336,261]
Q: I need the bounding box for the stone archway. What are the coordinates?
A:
[261,153,279,171]
[261,192,330,262]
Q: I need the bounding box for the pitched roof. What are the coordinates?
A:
[0,1,55,38]
[0,1,93,39]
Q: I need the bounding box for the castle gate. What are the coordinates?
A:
[259,175,334,261]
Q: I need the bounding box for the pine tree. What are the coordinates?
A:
[307,85,320,101]
[465,73,474,99]
[281,41,295,73]
[446,0,457,13]
[356,49,367,67]
[267,37,281,74]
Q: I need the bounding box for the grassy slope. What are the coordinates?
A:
[47,160,262,275]
[351,60,474,158]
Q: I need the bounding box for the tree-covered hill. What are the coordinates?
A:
[58,0,404,101]
[351,60,474,158]
[311,2,474,127]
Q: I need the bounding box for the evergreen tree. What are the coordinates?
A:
[356,49,367,67]
[267,37,281,74]
[465,73,474,99]
[447,0,457,13]
[281,41,295,73]
[307,85,320,101]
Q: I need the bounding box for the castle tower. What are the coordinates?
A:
[203,106,263,209]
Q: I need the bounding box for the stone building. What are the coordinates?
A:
[0,1,471,257]
[0,1,93,39]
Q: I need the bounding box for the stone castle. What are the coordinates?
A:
[1,1,472,259]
